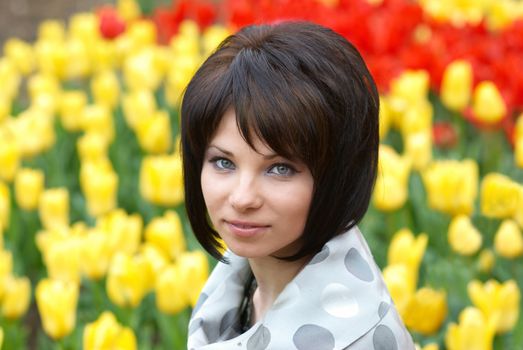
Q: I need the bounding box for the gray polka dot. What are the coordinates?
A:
[373,325,398,350]
[293,324,335,350]
[189,318,203,335]
[247,325,271,350]
[309,246,330,265]
[191,292,208,317]
[378,302,390,319]
[202,319,220,343]
[344,248,374,282]
[220,308,240,335]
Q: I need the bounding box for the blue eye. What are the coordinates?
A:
[212,157,235,170]
[268,164,296,176]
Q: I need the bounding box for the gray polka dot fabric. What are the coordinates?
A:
[187,227,415,349]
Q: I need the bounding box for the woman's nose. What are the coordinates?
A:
[228,174,263,211]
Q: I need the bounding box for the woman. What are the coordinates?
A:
[181,21,415,350]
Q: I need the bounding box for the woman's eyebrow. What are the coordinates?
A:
[208,144,279,160]
[207,145,233,156]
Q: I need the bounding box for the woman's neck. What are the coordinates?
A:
[248,255,310,324]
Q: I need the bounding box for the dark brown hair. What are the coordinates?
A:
[181,21,379,261]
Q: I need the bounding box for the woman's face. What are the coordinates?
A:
[200,109,314,259]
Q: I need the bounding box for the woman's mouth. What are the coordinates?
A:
[225,220,270,238]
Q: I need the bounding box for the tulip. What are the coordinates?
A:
[165,53,202,107]
[0,327,3,348]
[79,228,113,280]
[92,39,118,73]
[487,1,520,31]
[77,132,110,163]
[382,264,415,316]
[480,173,521,218]
[388,70,430,127]
[91,70,120,110]
[0,135,20,182]
[69,13,100,50]
[445,307,495,350]
[122,89,157,130]
[64,37,92,79]
[14,168,45,211]
[202,24,231,56]
[96,209,143,256]
[415,344,439,350]
[140,154,184,206]
[140,243,169,280]
[478,249,495,273]
[388,228,427,295]
[404,130,432,171]
[3,38,35,75]
[33,39,67,79]
[472,81,507,125]
[403,287,447,335]
[135,109,172,154]
[373,145,411,211]
[170,25,200,58]
[0,57,21,100]
[0,95,11,122]
[178,251,210,307]
[448,215,482,256]
[155,263,189,314]
[83,311,137,350]
[124,48,163,92]
[81,104,115,143]
[423,159,478,216]
[27,73,60,104]
[13,108,56,157]
[0,182,10,230]
[117,0,142,22]
[378,96,391,139]
[1,275,31,319]
[106,252,154,308]
[494,219,523,258]
[39,187,69,230]
[37,20,65,43]
[468,279,521,334]
[0,250,13,298]
[43,238,82,284]
[126,20,157,50]
[400,100,433,136]
[80,161,119,218]
[59,90,87,131]
[440,60,473,111]
[36,278,79,340]
[145,211,186,260]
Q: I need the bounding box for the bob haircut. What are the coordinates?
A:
[181,21,379,262]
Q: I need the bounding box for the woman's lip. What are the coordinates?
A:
[225,220,270,237]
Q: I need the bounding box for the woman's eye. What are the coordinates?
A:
[212,157,235,170]
[268,164,296,176]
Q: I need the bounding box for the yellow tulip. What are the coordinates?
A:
[96,209,143,256]
[92,39,118,73]
[63,38,91,79]
[3,38,34,75]
[472,81,507,124]
[14,168,45,211]
[33,39,67,78]
[37,20,65,43]
[415,343,439,350]
[27,71,60,103]
[448,214,482,256]
[445,307,496,350]
[117,0,142,22]
[478,249,495,273]
[165,53,201,106]
[404,130,432,171]
[422,159,478,216]
[124,48,163,92]
[140,243,169,279]
[140,154,184,206]
[0,250,13,299]
[77,133,110,163]
[69,13,100,49]
[145,210,186,260]
[178,251,210,307]
[80,161,119,218]
[13,108,56,157]
[36,278,79,340]
[43,238,82,284]
[122,89,157,130]
[0,135,20,182]
[0,182,11,230]
[202,25,230,56]
[487,0,519,31]
[170,24,200,57]
[126,20,157,49]
[481,173,521,218]
[403,287,447,335]
[373,145,411,211]
[388,228,428,288]
[81,104,115,143]
[39,187,69,230]
[494,219,523,258]
[59,90,87,131]
[79,228,113,280]
[382,264,415,316]
[106,252,154,308]
[400,100,433,136]
[0,94,11,122]
[468,279,521,334]
[0,57,21,100]
[91,70,120,110]
[1,275,31,319]
[83,311,137,350]
[0,327,3,348]
[155,263,190,314]
[388,70,430,127]
[135,110,172,154]
[378,96,391,139]
[440,60,473,111]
